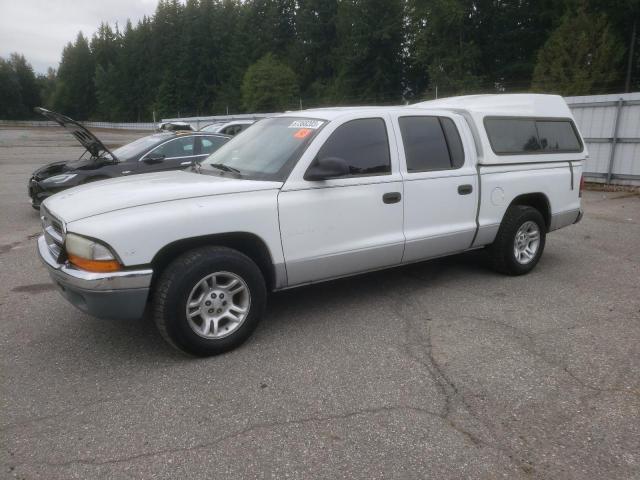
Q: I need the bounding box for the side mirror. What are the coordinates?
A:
[143,153,165,164]
[304,156,349,181]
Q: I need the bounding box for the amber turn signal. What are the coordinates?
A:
[68,253,122,273]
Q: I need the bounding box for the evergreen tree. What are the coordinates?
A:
[36,68,57,109]
[471,0,560,90]
[6,0,634,121]
[0,57,24,119]
[532,6,625,95]
[52,32,96,119]
[332,0,405,103]
[241,53,299,111]
[410,0,482,98]
[9,53,42,115]
[293,0,339,104]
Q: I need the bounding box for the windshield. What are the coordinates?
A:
[200,117,326,181]
[111,134,171,161]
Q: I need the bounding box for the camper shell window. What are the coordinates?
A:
[484,117,583,155]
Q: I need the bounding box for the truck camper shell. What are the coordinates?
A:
[413,94,588,166]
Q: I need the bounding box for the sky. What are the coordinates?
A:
[0,0,160,74]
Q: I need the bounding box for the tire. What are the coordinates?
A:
[153,246,267,356]
[488,205,546,276]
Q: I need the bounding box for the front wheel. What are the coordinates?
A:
[488,205,546,276]
[153,246,266,356]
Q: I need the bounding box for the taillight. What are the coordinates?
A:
[579,175,585,197]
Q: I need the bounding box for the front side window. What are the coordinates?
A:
[316,118,391,176]
[399,116,465,172]
[485,118,582,155]
[201,117,326,181]
[150,136,195,158]
[111,134,172,161]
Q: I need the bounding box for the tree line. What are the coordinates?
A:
[1,0,638,121]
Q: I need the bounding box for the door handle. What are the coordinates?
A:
[382,192,402,204]
[457,184,473,195]
[180,161,193,166]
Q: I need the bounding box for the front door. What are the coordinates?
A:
[141,136,198,172]
[278,116,405,286]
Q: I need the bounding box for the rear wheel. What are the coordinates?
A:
[153,246,266,356]
[488,205,546,275]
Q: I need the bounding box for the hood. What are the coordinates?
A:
[34,157,107,180]
[43,170,283,223]
[35,107,115,160]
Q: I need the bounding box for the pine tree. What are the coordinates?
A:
[532,6,625,95]
[331,0,405,104]
[0,57,24,119]
[409,0,483,98]
[9,53,41,115]
[52,32,96,119]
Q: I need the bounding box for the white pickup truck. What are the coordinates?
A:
[38,94,585,356]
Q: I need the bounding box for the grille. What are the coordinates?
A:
[41,206,65,261]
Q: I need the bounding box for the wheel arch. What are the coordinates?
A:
[506,192,551,231]
[150,232,277,292]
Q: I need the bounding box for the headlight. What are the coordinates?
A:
[65,233,122,272]
[43,173,78,184]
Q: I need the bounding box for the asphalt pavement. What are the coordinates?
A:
[1,127,639,479]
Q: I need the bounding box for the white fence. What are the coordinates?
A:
[0,119,155,131]
[567,93,640,186]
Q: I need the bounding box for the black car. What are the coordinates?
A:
[28,108,230,209]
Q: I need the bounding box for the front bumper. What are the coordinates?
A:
[38,235,153,320]
[28,177,51,208]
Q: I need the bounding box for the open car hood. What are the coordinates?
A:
[35,107,115,160]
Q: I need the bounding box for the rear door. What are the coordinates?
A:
[140,136,198,171]
[393,114,478,263]
[278,114,405,286]
[195,135,229,160]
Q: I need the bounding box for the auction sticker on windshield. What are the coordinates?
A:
[293,128,312,139]
[288,120,324,129]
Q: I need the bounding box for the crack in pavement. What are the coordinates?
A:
[8,405,444,469]
[392,274,537,476]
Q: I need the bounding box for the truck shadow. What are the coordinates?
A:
[31,249,492,366]
[265,250,488,330]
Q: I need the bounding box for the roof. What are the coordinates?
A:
[280,94,574,121]
[413,94,574,118]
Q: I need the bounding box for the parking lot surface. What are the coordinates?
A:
[1,127,639,479]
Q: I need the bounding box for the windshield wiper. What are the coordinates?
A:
[208,163,241,175]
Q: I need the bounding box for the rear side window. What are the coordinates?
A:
[398,116,465,172]
[200,136,227,154]
[317,118,390,176]
[485,118,582,155]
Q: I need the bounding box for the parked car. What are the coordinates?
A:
[28,108,230,208]
[200,120,256,136]
[157,121,194,132]
[38,94,585,356]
